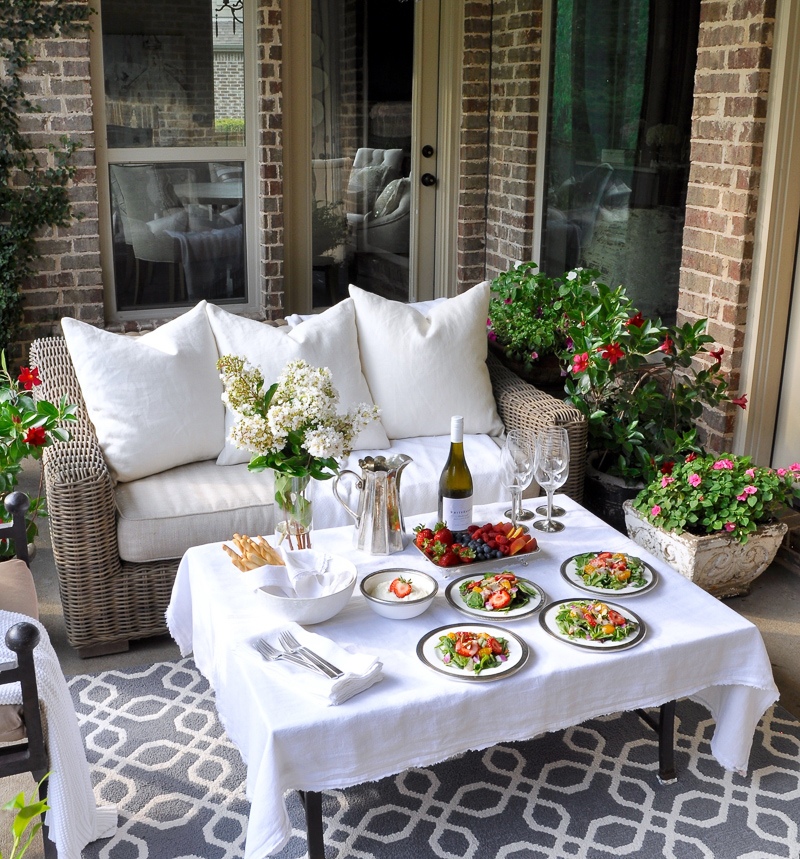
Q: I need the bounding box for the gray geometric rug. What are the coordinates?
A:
[68,658,800,859]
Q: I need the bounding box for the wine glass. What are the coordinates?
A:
[533,427,569,533]
[499,430,535,531]
[535,438,569,518]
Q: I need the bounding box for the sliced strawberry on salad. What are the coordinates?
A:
[435,630,510,674]
[458,570,538,613]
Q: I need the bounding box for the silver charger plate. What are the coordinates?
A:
[416,623,530,682]
[539,599,647,652]
[445,572,546,620]
[560,552,659,597]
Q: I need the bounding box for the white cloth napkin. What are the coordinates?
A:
[255,548,355,598]
[252,623,383,705]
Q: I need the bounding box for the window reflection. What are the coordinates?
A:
[541,0,699,324]
[110,162,245,310]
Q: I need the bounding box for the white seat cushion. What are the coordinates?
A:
[349,283,505,440]
[309,434,511,530]
[207,299,389,465]
[116,460,275,563]
[62,302,225,483]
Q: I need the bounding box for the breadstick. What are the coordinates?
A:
[223,543,243,562]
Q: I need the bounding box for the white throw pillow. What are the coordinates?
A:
[61,302,225,483]
[349,283,504,439]
[206,299,390,465]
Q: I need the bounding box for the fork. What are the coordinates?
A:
[255,639,328,676]
[278,631,344,679]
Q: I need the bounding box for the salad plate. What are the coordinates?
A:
[445,571,546,620]
[560,551,658,597]
[416,623,530,682]
[539,599,647,651]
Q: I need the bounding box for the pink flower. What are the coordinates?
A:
[572,352,589,374]
[661,476,674,488]
[777,468,787,477]
[487,330,497,342]
[650,505,661,517]
[791,463,800,471]
[743,485,757,495]
[659,337,674,354]
[688,473,702,487]
[745,468,756,477]
[712,459,734,470]
[531,351,539,361]
[685,452,698,463]
[736,493,747,501]
[724,522,736,532]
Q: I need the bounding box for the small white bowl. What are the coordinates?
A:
[258,562,357,625]
[360,569,438,620]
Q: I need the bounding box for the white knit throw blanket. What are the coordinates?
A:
[0,611,117,859]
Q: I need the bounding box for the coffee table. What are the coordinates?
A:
[166,496,778,859]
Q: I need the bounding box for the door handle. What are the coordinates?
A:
[420,173,437,187]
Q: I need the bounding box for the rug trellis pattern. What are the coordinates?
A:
[68,658,800,859]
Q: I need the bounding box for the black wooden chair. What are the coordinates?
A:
[0,491,57,857]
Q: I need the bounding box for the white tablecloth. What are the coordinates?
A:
[166,497,779,859]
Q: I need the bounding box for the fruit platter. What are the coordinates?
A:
[445,571,546,620]
[411,521,539,573]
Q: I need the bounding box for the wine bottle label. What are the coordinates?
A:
[441,496,473,530]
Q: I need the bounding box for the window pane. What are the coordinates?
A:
[110,161,246,310]
[102,0,244,148]
[541,0,699,324]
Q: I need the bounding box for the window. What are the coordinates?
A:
[95,0,255,316]
[540,0,700,324]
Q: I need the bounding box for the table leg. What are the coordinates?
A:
[298,790,325,858]
[635,700,678,784]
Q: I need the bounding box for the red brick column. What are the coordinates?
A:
[678,0,775,450]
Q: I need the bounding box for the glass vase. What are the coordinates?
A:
[274,473,313,550]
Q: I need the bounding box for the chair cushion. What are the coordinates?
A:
[206,299,389,466]
[62,302,225,483]
[116,460,276,563]
[0,704,25,743]
[349,283,504,439]
[0,559,39,620]
[309,434,508,529]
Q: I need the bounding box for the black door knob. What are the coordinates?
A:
[420,173,437,187]
[421,145,434,158]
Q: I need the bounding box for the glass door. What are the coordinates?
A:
[305,0,440,307]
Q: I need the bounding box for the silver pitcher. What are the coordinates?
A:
[332,455,412,554]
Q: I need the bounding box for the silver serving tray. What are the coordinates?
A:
[409,540,540,578]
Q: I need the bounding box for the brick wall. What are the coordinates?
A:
[214,51,245,121]
[15,3,101,360]
[678,0,775,450]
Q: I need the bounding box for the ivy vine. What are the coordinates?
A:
[0,1,90,357]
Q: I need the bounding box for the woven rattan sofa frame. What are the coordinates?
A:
[30,336,586,658]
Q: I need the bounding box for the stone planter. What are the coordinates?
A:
[583,454,644,534]
[623,500,788,598]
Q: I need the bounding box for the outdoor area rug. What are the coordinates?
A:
[68,658,800,859]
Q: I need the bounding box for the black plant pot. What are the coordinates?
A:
[583,454,644,534]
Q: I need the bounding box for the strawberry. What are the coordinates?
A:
[488,590,512,609]
[439,551,459,567]
[389,576,413,598]
[433,527,453,547]
[456,546,476,563]
[413,525,434,548]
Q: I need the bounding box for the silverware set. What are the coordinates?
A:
[255,630,343,678]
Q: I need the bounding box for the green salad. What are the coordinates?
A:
[435,630,510,675]
[554,600,638,643]
[458,571,538,613]
[572,551,648,590]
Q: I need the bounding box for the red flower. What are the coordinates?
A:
[659,337,674,354]
[24,426,47,447]
[709,347,724,364]
[17,367,41,390]
[685,452,698,463]
[571,352,589,374]
[731,394,748,409]
[626,311,645,328]
[599,343,625,365]
[660,461,675,475]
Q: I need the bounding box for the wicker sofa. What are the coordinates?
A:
[30,297,586,658]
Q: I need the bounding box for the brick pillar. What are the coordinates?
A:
[259,0,284,318]
[15,2,102,359]
[678,0,775,451]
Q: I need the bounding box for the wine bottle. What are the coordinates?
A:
[438,415,474,530]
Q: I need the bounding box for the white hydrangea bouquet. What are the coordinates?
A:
[217,355,380,547]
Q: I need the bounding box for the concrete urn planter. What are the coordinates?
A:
[623,500,787,599]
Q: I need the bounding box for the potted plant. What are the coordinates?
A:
[624,454,800,597]
[562,275,737,530]
[1,353,76,556]
[487,263,595,396]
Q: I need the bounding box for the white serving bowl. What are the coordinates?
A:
[257,561,357,625]
[360,569,438,620]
